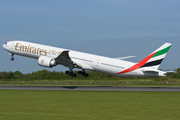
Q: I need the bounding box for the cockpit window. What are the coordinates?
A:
[5,43,7,44]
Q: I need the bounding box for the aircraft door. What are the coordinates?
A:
[96,59,101,66]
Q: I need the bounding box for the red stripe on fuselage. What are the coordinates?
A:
[117,52,156,74]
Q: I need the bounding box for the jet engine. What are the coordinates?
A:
[38,56,56,68]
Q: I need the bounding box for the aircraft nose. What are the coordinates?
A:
[2,44,5,48]
[2,43,7,49]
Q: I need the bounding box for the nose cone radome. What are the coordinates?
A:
[2,44,5,49]
[2,43,8,50]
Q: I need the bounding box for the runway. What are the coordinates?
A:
[0,86,180,91]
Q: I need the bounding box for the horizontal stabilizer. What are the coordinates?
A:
[142,70,159,74]
[163,71,175,73]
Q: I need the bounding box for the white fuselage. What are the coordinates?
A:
[3,41,166,77]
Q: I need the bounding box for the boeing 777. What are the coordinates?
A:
[3,41,172,77]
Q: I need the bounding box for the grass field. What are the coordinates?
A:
[1,79,180,86]
[0,90,180,120]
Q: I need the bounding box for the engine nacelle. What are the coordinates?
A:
[38,56,56,68]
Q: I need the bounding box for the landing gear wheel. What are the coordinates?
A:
[84,73,89,77]
[71,73,76,77]
[10,53,14,61]
[78,71,83,75]
[78,71,89,77]
[65,71,77,77]
[10,58,14,61]
[65,71,70,74]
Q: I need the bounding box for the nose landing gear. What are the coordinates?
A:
[10,53,14,61]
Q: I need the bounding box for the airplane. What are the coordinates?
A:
[2,41,172,77]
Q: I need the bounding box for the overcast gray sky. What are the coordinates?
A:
[0,0,180,73]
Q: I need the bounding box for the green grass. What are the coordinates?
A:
[1,79,180,86]
[0,90,180,120]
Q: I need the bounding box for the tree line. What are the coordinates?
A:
[0,68,180,81]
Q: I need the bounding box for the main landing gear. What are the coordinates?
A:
[65,71,77,77]
[78,71,89,77]
[65,70,89,77]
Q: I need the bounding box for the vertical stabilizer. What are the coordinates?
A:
[140,43,172,69]
[117,43,172,74]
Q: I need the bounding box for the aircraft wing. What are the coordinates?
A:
[55,51,93,70]
[114,56,136,60]
[55,51,74,69]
